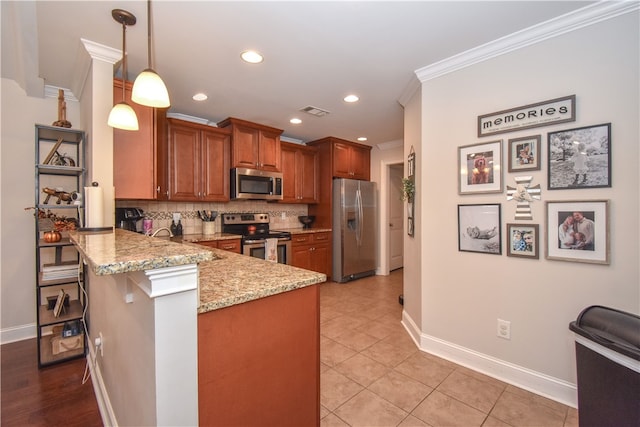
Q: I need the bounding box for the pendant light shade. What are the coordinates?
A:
[132,0,170,108]
[132,68,170,108]
[108,9,139,131]
[108,102,139,130]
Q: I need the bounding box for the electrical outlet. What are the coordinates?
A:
[497,319,511,340]
[281,212,286,220]
[94,332,104,357]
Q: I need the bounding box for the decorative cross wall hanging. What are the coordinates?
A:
[506,176,541,220]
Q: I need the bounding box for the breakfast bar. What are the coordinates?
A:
[70,228,325,426]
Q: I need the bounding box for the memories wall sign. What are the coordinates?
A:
[478,95,575,137]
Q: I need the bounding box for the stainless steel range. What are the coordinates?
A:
[221,213,292,264]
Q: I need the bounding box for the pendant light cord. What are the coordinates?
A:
[147,0,152,68]
[121,18,127,99]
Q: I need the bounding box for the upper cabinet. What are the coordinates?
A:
[113,79,168,200]
[307,136,371,181]
[167,118,231,202]
[281,142,318,204]
[218,117,283,172]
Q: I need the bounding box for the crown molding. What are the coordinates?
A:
[416,1,639,83]
[376,139,403,151]
[44,85,78,102]
[166,113,216,126]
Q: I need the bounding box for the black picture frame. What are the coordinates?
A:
[458,204,501,255]
[547,123,611,190]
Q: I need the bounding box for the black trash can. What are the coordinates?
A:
[569,305,640,427]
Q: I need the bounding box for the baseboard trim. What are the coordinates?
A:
[1,323,36,344]
[401,310,577,408]
[86,345,118,426]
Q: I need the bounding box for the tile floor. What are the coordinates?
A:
[319,269,579,427]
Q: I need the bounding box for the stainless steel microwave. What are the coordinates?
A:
[230,168,283,200]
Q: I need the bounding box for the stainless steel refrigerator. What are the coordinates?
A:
[333,178,377,282]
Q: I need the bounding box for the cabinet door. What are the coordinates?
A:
[292,244,313,271]
[201,130,230,201]
[310,243,330,277]
[332,142,353,178]
[258,130,281,172]
[299,149,318,203]
[349,145,371,180]
[231,125,259,169]
[280,145,298,203]
[168,123,200,200]
[113,80,165,199]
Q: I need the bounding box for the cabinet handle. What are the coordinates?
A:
[156,186,160,194]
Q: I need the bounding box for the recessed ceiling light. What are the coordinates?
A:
[241,50,264,64]
[290,118,302,124]
[344,94,359,103]
[357,137,368,142]
[192,93,208,101]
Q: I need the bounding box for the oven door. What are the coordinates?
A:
[243,239,291,265]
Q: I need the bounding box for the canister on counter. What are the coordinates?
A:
[143,218,153,235]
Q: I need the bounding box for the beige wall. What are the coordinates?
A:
[1,79,81,341]
[409,11,639,404]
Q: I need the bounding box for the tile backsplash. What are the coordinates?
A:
[116,200,309,234]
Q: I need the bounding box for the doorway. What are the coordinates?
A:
[388,163,404,271]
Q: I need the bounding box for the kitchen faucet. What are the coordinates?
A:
[151,227,174,238]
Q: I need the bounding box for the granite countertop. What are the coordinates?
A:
[69,228,326,313]
[282,227,332,235]
[69,228,214,276]
[197,249,326,313]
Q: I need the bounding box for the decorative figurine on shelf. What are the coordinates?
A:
[52,89,72,128]
[42,187,75,204]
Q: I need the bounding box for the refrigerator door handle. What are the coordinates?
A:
[356,187,363,246]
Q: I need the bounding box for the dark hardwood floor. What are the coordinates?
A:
[1,338,102,427]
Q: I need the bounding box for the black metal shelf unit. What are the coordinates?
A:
[34,124,86,367]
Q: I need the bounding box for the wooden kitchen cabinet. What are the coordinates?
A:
[113,79,168,200]
[218,117,283,172]
[281,142,318,204]
[167,118,230,202]
[291,232,330,278]
[306,136,372,230]
[197,239,241,253]
[307,136,371,181]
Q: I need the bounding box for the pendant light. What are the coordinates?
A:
[108,9,139,131]
[131,0,170,108]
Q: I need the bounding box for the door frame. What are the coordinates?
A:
[378,159,404,276]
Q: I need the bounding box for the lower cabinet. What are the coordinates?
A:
[291,232,330,278]
[197,239,241,253]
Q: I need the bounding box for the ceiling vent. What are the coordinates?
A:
[300,106,330,117]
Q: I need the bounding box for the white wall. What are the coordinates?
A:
[410,11,639,405]
[0,79,81,342]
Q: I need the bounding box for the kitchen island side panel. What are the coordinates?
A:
[198,284,320,427]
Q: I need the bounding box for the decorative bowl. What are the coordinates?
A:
[298,215,315,229]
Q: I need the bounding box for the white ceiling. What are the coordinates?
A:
[3,1,595,146]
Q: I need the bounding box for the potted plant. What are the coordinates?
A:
[400,178,415,202]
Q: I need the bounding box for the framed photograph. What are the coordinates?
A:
[508,135,541,172]
[547,123,611,190]
[458,204,501,255]
[458,140,503,195]
[506,223,539,259]
[545,200,610,264]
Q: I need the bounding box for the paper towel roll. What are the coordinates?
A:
[84,185,104,228]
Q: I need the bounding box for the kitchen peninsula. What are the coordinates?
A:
[70,228,325,426]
